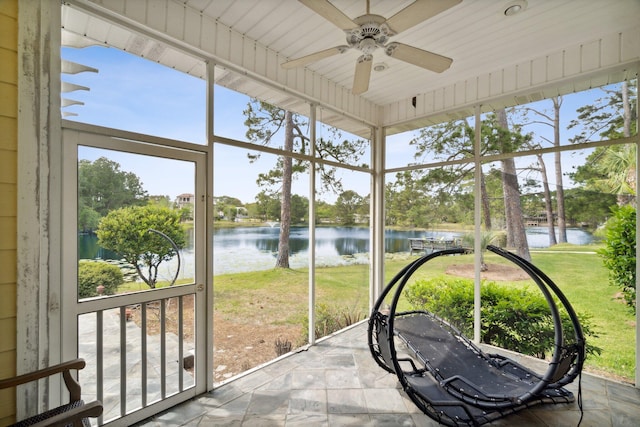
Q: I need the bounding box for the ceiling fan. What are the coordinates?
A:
[281,0,461,95]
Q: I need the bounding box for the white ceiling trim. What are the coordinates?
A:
[385,26,640,135]
[65,0,640,139]
[72,0,380,129]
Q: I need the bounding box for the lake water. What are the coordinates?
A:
[79,226,595,275]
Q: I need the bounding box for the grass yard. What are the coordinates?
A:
[213,263,371,330]
[120,244,636,384]
[528,248,636,382]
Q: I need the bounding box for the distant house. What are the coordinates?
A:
[175,193,195,210]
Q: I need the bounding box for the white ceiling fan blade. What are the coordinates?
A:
[299,0,358,30]
[282,46,348,69]
[385,42,452,73]
[385,0,462,34]
[352,55,372,95]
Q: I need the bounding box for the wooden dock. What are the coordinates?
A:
[408,237,462,255]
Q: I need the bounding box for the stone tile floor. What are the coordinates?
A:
[135,322,640,426]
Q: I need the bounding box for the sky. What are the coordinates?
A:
[62,45,372,204]
[61,45,624,205]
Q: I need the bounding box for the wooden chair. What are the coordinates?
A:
[0,358,103,427]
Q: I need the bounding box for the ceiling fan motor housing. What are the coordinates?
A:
[346,15,392,53]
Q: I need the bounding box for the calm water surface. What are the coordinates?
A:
[79,226,594,275]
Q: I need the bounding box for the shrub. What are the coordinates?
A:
[598,204,636,312]
[274,337,293,356]
[78,260,124,299]
[303,302,366,340]
[405,276,600,359]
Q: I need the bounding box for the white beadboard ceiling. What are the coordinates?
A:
[62,0,640,137]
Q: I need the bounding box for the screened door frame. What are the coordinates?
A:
[60,121,212,426]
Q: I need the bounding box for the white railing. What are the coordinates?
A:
[79,295,195,425]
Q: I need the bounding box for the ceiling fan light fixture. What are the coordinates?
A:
[504,0,527,16]
[358,37,378,54]
[292,0,460,94]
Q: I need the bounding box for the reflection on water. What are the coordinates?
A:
[525,226,595,248]
[79,226,594,275]
[78,233,121,260]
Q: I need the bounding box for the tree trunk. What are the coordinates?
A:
[275,111,294,268]
[480,171,492,230]
[497,109,531,261]
[552,97,568,243]
[537,153,557,246]
[622,81,631,138]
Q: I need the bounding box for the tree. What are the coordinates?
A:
[495,109,531,260]
[461,231,499,271]
[275,111,294,267]
[385,170,439,228]
[408,114,530,244]
[533,153,557,245]
[564,188,617,228]
[290,194,309,224]
[315,200,336,224]
[78,157,148,231]
[97,205,186,289]
[569,80,637,205]
[215,196,242,221]
[551,98,568,243]
[515,97,569,245]
[254,191,281,221]
[409,119,486,225]
[570,81,637,144]
[335,190,364,225]
[78,207,101,234]
[243,99,367,268]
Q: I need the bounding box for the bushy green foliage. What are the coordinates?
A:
[78,260,123,299]
[598,205,636,312]
[405,276,600,359]
[97,205,185,289]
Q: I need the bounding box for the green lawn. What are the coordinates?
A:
[528,249,635,382]
[120,245,636,384]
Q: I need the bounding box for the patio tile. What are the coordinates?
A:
[287,389,327,414]
[245,389,290,415]
[327,413,371,425]
[240,413,287,426]
[363,388,408,413]
[325,369,361,388]
[134,323,640,427]
[196,414,243,426]
[327,388,367,414]
[285,413,328,426]
[368,413,416,426]
[291,369,326,389]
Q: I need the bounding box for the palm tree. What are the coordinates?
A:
[600,144,636,204]
[462,231,499,271]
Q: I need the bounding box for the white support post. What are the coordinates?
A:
[634,67,640,388]
[370,125,385,310]
[206,61,215,391]
[473,105,482,344]
[308,104,317,346]
[17,0,62,417]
